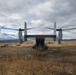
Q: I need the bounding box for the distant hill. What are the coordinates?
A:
[0,39,19,43]
[62,39,76,41]
[0,38,76,43]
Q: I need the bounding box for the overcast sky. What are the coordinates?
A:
[0,0,76,39]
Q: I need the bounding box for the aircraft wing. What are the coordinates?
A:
[25,35,56,38]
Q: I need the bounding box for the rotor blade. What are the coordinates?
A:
[27,27,35,30]
[1,27,18,31]
[45,27,54,30]
[62,28,76,31]
[63,30,76,34]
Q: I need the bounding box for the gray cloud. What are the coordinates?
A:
[0,0,76,39]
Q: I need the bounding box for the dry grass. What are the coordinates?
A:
[0,60,76,75]
[47,41,76,47]
[0,41,76,47]
[0,41,76,75]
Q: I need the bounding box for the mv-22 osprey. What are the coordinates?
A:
[1,22,76,50]
[18,22,61,50]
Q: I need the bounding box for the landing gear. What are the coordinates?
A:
[32,38,48,50]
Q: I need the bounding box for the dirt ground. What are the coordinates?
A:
[0,41,76,75]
